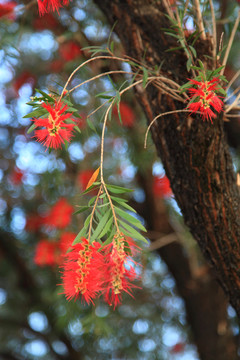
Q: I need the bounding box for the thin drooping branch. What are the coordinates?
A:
[93,0,240,321]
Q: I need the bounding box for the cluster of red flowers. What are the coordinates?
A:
[61,234,140,308]
[187,77,223,122]
[33,101,76,150]
[37,0,70,16]
[112,102,136,128]
[34,232,76,266]
[26,198,74,266]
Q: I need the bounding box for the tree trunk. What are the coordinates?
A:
[93,0,240,359]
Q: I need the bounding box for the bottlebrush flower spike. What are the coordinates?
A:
[103,233,139,309]
[37,0,70,16]
[187,77,224,123]
[61,238,103,304]
[33,101,75,150]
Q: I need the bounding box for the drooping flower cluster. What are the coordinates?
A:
[37,0,70,16]
[61,234,140,308]
[33,101,75,150]
[187,78,224,122]
[103,234,139,308]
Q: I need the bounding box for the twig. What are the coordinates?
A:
[209,0,217,65]
[68,70,134,94]
[144,109,202,148]
[226,69,240,91]
[162,0,175,21]
[225,92,240,113]
[149,233,178,251]
[193,0,206,40]
[220,9,240,76]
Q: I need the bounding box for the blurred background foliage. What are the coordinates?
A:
[0,0,240,359]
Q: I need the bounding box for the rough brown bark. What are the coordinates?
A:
[93,0,240,359]
[138,170,238,360]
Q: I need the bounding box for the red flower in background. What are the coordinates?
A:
[103,234,139,309]
[44,198,74,229]
[153,175,172,198]
[77,170,95,190]
[112,102,135,127]
[59,41,82,62]
[32,13,59,31]
[13,71,36,96]
[0,1,17,20]
[59,232,76,255]
[49,59,65,73]
[61,238,103,304]
[76,113,87,129]
[25,214,46,232]
[33,101,75,150]
[34,240,61,266]
[9,167,24,185]
[37,0,69,16]
[187,77,224,122]
[170,342,185,354]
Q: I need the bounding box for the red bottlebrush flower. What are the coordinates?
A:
[102,234,139,309]
[187,77,224,122]
[59,232,76,255]
[77,169,95,190]
[37,0,70,16]
[32,13,60,31]
[59,41,82,62]
[61,238,103,304]
[0,1,17,20]
[9,167,24,185]
[112,102,135,127]
[33,101,75,150]
[153,175,172,198]
[34,240,61,266]
[13,71,36,96]
[44,198,74,229]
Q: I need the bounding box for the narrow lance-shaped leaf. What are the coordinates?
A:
[86,167,100,190]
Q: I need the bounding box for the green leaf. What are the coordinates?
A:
[87,118,97,133]
[23,108,48,118]
[165,46,183,52]
[72,227,87,245]
[119,222,148,243]
[73,206,89,215]
[82,182,101,195]
[35,89,54,102]
[115,207,146,231]
[189,45,197,58]
[27,123,36,134]
[186,57,192,72]
[91,209,111,241]
[106,184,133,194]
[98,216,113,238]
